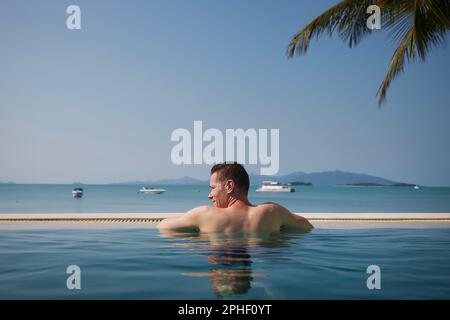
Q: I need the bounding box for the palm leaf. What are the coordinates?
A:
[287,0,375,57]
[378,0,449,105]
[287,0,450,106]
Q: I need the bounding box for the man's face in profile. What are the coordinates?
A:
[208,172,229,208]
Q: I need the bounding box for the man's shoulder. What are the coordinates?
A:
[187,205,215,216]
[258,202,287,212]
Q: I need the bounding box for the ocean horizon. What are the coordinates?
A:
[1,184,449,214]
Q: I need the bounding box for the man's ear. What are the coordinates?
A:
[225,180,235,194]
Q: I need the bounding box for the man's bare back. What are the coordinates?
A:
[157,163,313,233]
[157,202,313,233]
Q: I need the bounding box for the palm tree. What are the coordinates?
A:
[287,0,450,106]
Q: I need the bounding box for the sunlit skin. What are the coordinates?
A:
[157,171,313,233]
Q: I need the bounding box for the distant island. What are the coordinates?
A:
[2,170,421,186]
[391,183,419,187]
[109,170,419,187]
[289,181,313,186]
[0,181,15,184]
[340,182,417,187]
[110,176,205,185]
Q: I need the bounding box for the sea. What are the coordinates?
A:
[0,184,449,214]
[1,184,450,299]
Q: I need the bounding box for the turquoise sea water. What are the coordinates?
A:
[1,184,450,213]
[0,227,449,299]
[1,184,449,299]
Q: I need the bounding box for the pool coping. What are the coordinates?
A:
[1,213,449,224]
[1,213,449,230]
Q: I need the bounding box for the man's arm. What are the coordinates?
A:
[157,206,207,231]
[277,205,314,231]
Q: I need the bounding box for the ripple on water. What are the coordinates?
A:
[0,227,449,299]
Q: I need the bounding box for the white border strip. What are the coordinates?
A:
[0,213,449,222]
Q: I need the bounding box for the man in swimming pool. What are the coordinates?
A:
[157,163,313,233]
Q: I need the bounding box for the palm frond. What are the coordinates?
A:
[376,28,414,106]
[377,0,449,105]
[286,0,376,57]
[287,0,450,106]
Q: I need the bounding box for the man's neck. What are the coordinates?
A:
[227,196,251,208]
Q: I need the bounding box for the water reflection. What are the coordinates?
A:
[158,229,308,298]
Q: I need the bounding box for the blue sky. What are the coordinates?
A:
[1,0,449,185]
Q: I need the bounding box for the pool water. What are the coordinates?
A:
[0,226,449,299]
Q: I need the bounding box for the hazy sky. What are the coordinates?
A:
[1,0,449,185]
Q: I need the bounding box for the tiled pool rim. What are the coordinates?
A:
[1,213,450,229]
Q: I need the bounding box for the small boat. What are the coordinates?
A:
[138,187,166,194]
[72,188,83,198]
[256,181,295,192]
[414,185,420,190]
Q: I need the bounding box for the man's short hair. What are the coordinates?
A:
[211,162,250,195]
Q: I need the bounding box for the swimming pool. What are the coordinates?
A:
[0,226,449,299]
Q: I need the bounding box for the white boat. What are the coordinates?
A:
[72,188,83,198]
[256,181,295,193]
[414,185,420,190]
[138,187,166,194]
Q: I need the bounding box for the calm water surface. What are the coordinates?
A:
[0,226,449,299]
[1,184,449,213]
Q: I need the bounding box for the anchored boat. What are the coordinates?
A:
[256,181,295,192]
[72,188,83,198]
[138,187,166,194]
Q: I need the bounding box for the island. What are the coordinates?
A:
[339,182,418,187]
[289,181,313,186]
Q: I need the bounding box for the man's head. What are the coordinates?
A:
[208,163,250,208]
